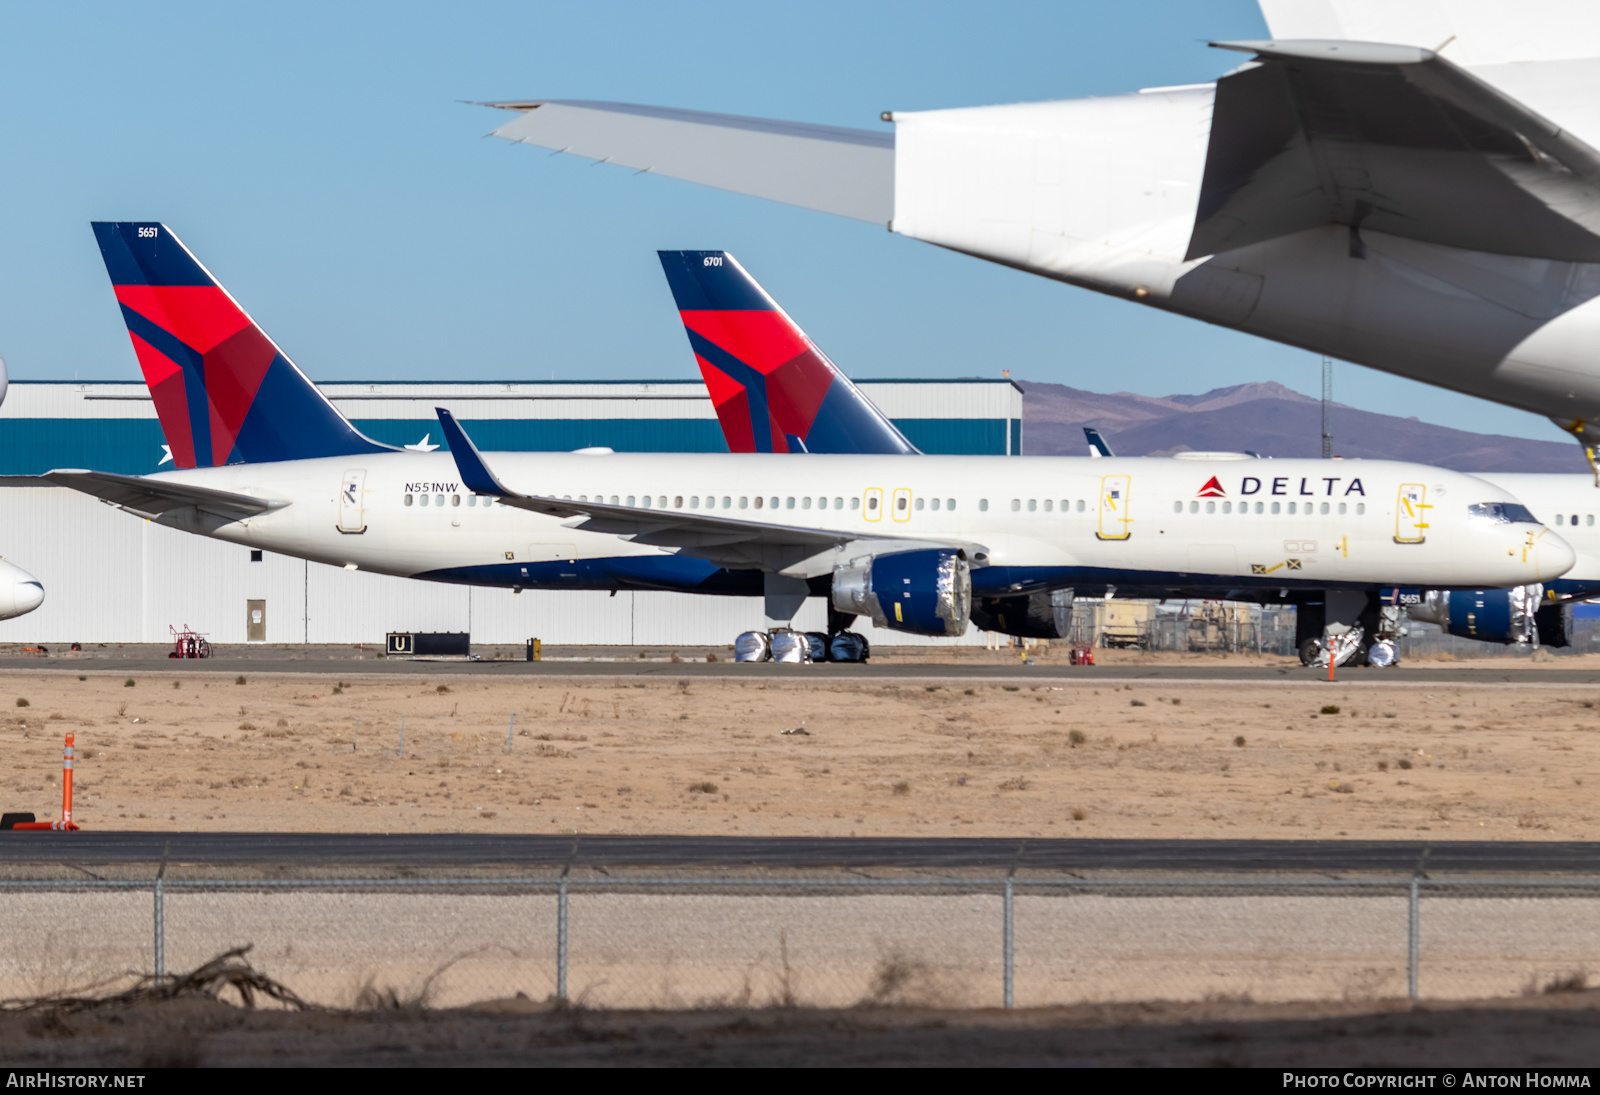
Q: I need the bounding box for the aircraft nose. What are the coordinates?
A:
[1535,527,1577,581]
[12,580,43,616]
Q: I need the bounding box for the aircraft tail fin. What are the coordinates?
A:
[1084,427,1115,458]
[657,250,918,455]
[91,222,392,468]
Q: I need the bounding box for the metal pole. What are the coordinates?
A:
[1408,877,1420,999]
[1321,355,1334,459]
[507,713,514,752]
[153,878,164,983]
[1003,877,1015,1009]
[557,877,569,1002]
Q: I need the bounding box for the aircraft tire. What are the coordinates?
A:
[1298,637,1321,667]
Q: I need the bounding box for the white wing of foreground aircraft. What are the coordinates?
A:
[483,1,1600,475]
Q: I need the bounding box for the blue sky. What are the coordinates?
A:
[0,0,1572,444]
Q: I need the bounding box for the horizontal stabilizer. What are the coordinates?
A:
[43,469,287,522]
[1188,39,1600,261]
[484,100,894,224]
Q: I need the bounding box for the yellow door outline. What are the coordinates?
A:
[891,488,912,522]
[863,487,884,522]
[1395,483,1429,544]
[1096,475,1132,541]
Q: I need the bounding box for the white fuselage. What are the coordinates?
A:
[138,451,1572,599]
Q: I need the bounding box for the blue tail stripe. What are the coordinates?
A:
[117,303,212,465]
[658,251,772,311]
[684,329,774,453]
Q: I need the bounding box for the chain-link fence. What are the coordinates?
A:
[5,875,1600,1009]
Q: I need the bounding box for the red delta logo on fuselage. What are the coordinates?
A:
[1197,476,1226,497]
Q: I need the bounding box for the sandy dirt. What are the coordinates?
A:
[0,660,1598,839]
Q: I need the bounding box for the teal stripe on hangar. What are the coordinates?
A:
[0,419,170,475]
[0,416,1015,474]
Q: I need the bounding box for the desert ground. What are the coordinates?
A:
[0,651,1597,839]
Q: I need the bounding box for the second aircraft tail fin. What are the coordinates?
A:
[657,250,917,455]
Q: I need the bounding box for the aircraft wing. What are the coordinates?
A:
[1187,39,1600,262]
[433,409,977,573]
[43,469,288,523]
[481,100,893,224]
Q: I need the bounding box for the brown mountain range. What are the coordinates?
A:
[1018,380,1581,473]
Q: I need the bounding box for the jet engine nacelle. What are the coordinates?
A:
[1407,587,1543,645]
[970,589,1074,640]
[831,548,971,638]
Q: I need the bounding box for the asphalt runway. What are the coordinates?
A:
[3,833,1599,873]
[2,656,1599,685]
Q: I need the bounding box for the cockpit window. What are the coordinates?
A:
[1468,502,1539,525]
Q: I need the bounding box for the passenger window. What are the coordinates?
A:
[452,494,461,507]
[947,499,956,511]
[1573,514,1580,526]
[722,496,732,508]
[868,496,879,511]
[640,496,651,508]
[419,495,429,506]
[609,495,619,505]
[1173,501,1181,514]
[754,496,764,509]
[1011,499,1021,511]
[740,497,749,509]
[979,499,989,512]
[1076,500,1085,513]
[850,497,860,511]
[897,496,908,512]
[1205,501,1215,514]
[1027,499,1037,512]
[1271,502,1281,514]
[930,498,940,511]
[915,498,925,511]
[1338,503,1347,515]
[837,498,846,509]
[1589,515,1595,527]
[627,496,637,507]
[404,495,414,507]
[802,497,811,510]
[770,497,778,509]
[1222,501,1231,514]
[1320,502,1329,515]
[1356,503,1366,515]
[674,496,682,508]
[690,496,699,509]
[1189,501,1198,514]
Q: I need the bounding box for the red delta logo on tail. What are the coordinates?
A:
[1197,476,1227,497]
[92,223,390,469]
[657,251,917,456]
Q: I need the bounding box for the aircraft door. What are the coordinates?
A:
[1096,475,1132,541]
[1395,483,1429,544]
[338,470,367,534]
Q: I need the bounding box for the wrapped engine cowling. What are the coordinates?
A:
[832,548,972,637]
[1406,585,1541,644]
[970,588,1074,639]
[828,631,869,662]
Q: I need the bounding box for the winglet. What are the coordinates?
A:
[1084,427,1115,458]
[435,409,512,497]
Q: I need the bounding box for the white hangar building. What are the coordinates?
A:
[0,379,1023,649]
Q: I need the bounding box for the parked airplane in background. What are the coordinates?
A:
[43,224,1576,659]
[659,249,1600,661]
[0,356,45,621]
[483,1,1600,472]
